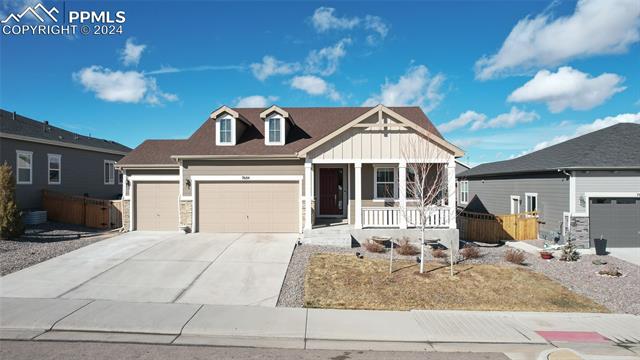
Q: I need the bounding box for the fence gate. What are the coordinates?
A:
[457,211,539,243]
[42,190,122,229]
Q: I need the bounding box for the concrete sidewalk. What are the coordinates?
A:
[1,297,639,359]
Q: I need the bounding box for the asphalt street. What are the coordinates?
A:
[0,341,509,360]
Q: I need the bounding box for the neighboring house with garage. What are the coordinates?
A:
[117,105,464,245]
[457,123,640,249]
[0,109,131,210]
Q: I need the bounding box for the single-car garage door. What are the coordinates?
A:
[197,181,299,233]
[135,181,179,231]
[589,197,640,248]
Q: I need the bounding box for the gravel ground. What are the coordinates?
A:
[277,241,640,314]
[0,222,118,276]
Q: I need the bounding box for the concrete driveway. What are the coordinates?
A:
[0,232,297,307]
[608,248,640,266]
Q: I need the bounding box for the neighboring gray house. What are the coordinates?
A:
[0,109,131,210]
[457,123,640,248]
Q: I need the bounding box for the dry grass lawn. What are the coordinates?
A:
[304,254,608,312]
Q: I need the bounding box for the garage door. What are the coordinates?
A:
[135,182,179,231]
[589,197,640,248]
[197,181,299,233]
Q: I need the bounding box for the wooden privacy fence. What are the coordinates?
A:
[457,210,539,243]
[42,190,123,229]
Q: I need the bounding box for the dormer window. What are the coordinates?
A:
[216,115,236,146]
[220,118,232,143]
[267,117,282,144]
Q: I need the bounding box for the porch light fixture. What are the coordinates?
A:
[186,179,191,189]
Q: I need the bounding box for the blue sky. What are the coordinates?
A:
[1,0,639,165]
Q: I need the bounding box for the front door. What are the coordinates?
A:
[319,168,343,216]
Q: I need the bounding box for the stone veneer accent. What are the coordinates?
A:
[570,216,590,248]
[180,200,193,231]
[121,199,130,231]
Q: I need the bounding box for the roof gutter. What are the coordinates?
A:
[115,164,178,169]
[170,154,301,161]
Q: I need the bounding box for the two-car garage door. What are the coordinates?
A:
[196,181,299,233]
[589,197,640,248]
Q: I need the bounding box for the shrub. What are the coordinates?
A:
[395,237,419,256]
[363,239,385,253]
[432,248,447,259]
[505,248,525,265]
[560,233,580,262]
[460,245,481,259]
[0,162,23,240]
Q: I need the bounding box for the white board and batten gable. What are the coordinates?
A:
[298,105,463,163]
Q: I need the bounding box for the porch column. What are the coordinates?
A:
[354,162,362,229]
[304,161,312,230]
[447,157,456,229]
[398,162,407,229]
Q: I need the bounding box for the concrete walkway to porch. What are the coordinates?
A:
[1,297,639,359]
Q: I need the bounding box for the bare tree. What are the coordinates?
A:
[400,136,450,274]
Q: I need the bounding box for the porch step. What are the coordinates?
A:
[302,229,352,248]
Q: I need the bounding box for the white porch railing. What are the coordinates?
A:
[361,206,451,228]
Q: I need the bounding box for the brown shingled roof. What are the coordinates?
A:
[119,106,443,165]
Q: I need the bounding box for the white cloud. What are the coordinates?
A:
[305,38,351,76]
[73,66,177,105]
[120,38,146,66]
[290,75,341,101]
[310,7,389,45]
[146,64,244,75]
[362,65,445,113]
[438,111,487,133]
[250,56,301,81]
[518,112,640,156]
[508,67,625,112]
[364,15,389,45]
[471,107,539,130]
[311,7,360,32]
[475,0,640,80]
[235,95,278,108]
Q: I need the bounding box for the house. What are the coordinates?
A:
[0,109,131,210]
[457,123,640,248]
[117,105,464,245]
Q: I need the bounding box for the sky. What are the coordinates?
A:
[1,0,639,166]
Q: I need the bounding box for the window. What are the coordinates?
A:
[268,117,281,143]
[117,170,123,185]
[16,150,32,184]
[459,180,469,204]
[525,193,538,212]
[375,167,396,199]
[265,115,285,145]
[510,195,520,214]
[406,167,417,199]
[218,117,232,144]
[104,160,115,184]
[48,154,61,185]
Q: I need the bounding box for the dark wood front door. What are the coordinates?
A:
[319,168,343,216]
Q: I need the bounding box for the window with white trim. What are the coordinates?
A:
[104,160,115,184]
[16,150,32,185]
[375,167,396,199]
[265,115,285,145]
[525,193,538,212]
[268,118,281,143]
[218,117,233,144]
[48,154,61,185]
[406,167,417,199]
[459,180,469,204]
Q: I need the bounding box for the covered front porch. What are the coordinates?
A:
[303,160,456,230]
